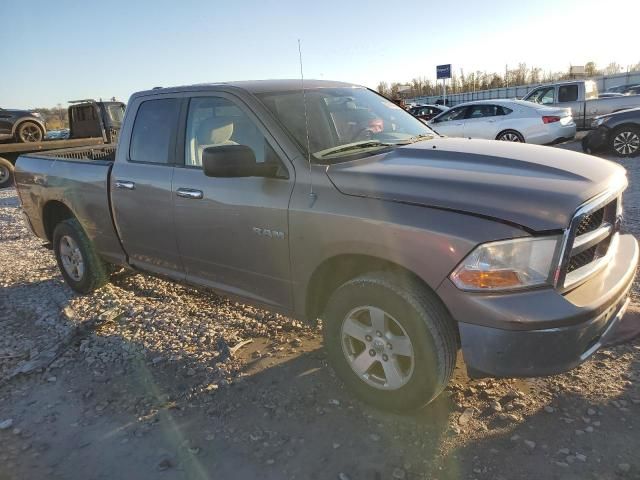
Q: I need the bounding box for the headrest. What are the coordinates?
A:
[197,117,234,145]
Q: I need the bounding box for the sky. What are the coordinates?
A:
[1,0,638,108]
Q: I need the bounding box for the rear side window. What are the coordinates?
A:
[558,85,579,102]
[129,98,180,164]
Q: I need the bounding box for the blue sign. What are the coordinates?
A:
[437,64,451,79]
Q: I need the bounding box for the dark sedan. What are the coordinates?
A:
[408,104,448,121]
[582,107,640,157]
[0,107,47,143]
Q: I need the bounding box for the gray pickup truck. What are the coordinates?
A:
[15,80,638,410]
[522,80,640,129]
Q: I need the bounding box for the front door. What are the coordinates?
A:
[430,106,467,137]
[463,104,503,139]
[172,94,294,310]
[110,97,183,278]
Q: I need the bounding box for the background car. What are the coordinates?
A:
[408,104,449,121]
[427,99,576,145]
[582,107,640,157]
[0,107,47,143]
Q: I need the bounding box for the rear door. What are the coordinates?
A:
[172,93,295,310]
[429,106,467,137]
[110,96,184,278]
[462,104,504,139]
[0,109,15,138]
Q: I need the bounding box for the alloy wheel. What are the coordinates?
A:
[613,131,640,156]
[0,165,9,185]
[499,132,522,142]
[19,124,42,143]
[340,306,415,390]
[59,235,85,281]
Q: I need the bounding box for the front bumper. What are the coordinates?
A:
[437,233,638,377]
[582,126,609,153]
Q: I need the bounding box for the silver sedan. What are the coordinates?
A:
[427,99,576,145]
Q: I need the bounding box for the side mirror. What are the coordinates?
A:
[202,145,277,178]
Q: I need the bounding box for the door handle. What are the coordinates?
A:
[176,188,203,199]
[114,180,135,190]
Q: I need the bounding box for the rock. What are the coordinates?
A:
[291,338,303,347]
[490,401,503,412]
[544,406,555,413]
[510,434,521,442]
[338,474,351,480]
[555,462,569,468]
[369,433,381,442]
[186,368,196,377]
[458,408,474,425]
[0,419,14,430]
[585,426,594,433]
[524,440,536,450]
[575,453,587,462]
[392,467,406,479]
[157,458,173,471]
[587,408,596,416]
[265,459,275,465]
[558,448,570,455]
[46,376,57,382]
[617,464,631,474]
[575,429,585,436]
[566,455,576,464]
[328,399,340,406]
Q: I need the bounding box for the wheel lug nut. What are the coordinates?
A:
[387,343,392,350]
[376,331,382,337]
[365,335,372,342]
[369,349,376,357]
[382,354,388,361]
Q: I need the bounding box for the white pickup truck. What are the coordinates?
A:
[522,80,640,129]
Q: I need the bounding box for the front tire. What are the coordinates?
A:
[496,130,525,142]
[53,218,109,293]
[15,121,44,143]
[610,126,640,157]
[0,157,13,189]
[322,272,457,411]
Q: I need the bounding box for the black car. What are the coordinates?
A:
[0,107,47,143]
[408,104,448,121]
[582,107,640,157]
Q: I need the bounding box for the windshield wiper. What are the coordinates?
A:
[315,140,394,158]
[407,133,436,143]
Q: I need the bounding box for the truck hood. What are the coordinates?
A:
[325,137,626,231]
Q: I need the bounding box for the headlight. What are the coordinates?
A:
[592,117,605,128]
[450,236,561,291]
[31,112,42,118]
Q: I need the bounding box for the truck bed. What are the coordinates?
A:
[14,145,126,266]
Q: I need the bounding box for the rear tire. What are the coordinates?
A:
[610,125,640,157]
[496,130,525,142]
[0,157,13,189]
[53,218,109,293]
[15,121,44,143]
[322,272,457,411]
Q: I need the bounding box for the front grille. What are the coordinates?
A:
[567,245,598,273]
[575,207,604,236]
[560,195,620,288]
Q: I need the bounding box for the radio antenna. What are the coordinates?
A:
[298,39,315,198]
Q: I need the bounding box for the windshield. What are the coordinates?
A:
[107,104,125,124]
[257,87,435,162]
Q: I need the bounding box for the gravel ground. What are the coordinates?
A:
[1,141,639,480]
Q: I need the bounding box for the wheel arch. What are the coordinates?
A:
[12,118,46,137]
[42,200,76,242]
[305,253,455,329]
